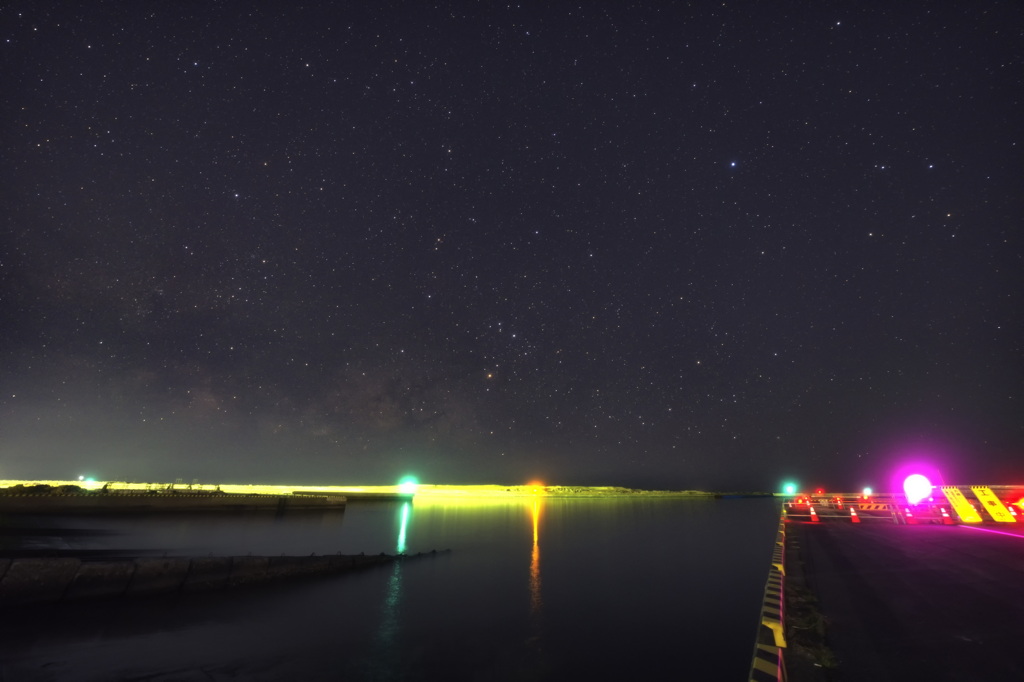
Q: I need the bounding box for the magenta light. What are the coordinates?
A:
[960,525,1024,540]
[903,474,932,505]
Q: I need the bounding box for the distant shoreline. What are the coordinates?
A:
[0,480,773,500]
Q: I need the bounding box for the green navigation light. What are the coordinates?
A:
[782,482,797,495]
[398,476,419,495]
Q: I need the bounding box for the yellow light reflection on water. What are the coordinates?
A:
[529,497,542,619]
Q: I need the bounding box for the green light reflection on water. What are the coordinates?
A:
[396,501,410,554]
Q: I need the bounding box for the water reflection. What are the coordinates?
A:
[529,498,542,620]
[524,496,547,678]
[0,497,781,681]
[396,500,410,554]
[362,501,412,680]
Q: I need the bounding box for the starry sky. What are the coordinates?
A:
[2,2,1021,491]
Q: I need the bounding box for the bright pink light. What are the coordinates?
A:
[888,451,947,498]
[903,474,932,505]
[960,525,1024,540]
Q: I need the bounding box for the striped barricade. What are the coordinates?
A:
[749,512,787,681]
[750,642,786,682]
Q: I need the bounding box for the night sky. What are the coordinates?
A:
[2,2,1021,491]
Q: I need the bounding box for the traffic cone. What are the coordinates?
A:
[939,507,954,525]
[809,506,820,523]
[905,508,918,525]
[850,508,861,523]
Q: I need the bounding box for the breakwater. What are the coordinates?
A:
[0,551,446,606]
[0,492,346,514]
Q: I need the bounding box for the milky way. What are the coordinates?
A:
[2,2,1021,489]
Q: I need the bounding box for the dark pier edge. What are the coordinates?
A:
[0,550,451,606]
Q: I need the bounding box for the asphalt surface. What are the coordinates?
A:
[794,519,1024,681]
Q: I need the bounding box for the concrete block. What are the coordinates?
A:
[326,555,354,571]
[267,555,330,579]
[182,557,231,592]
[227,556,269,587]
[353,553,389,568]
[0,557,81,605]
[125,558,190,596]
[65,560,135,600]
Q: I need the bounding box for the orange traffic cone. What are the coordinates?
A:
[905,508,918,525]
[850,508,861,523]
[939,507,954,525]
[809,506,820,523]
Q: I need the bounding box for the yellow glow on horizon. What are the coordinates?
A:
[0,479,719,499]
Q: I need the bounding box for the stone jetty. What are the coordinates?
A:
[0,488,347,514]
[0,551,447,606]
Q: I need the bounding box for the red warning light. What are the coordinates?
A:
[815,488,824,495]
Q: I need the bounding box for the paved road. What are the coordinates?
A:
[794,520,1024,681]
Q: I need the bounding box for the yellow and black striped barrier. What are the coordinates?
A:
[749,512,787,681]
[750,642,786,682]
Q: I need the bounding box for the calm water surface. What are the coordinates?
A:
[1,496,779,681]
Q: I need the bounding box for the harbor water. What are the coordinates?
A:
[0,495,780,681]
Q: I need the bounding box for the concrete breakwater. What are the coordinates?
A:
[0,551,445,606]
[0,492,346,514]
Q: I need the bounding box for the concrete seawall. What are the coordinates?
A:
[0,551,444,606]
[0,493,346,514]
